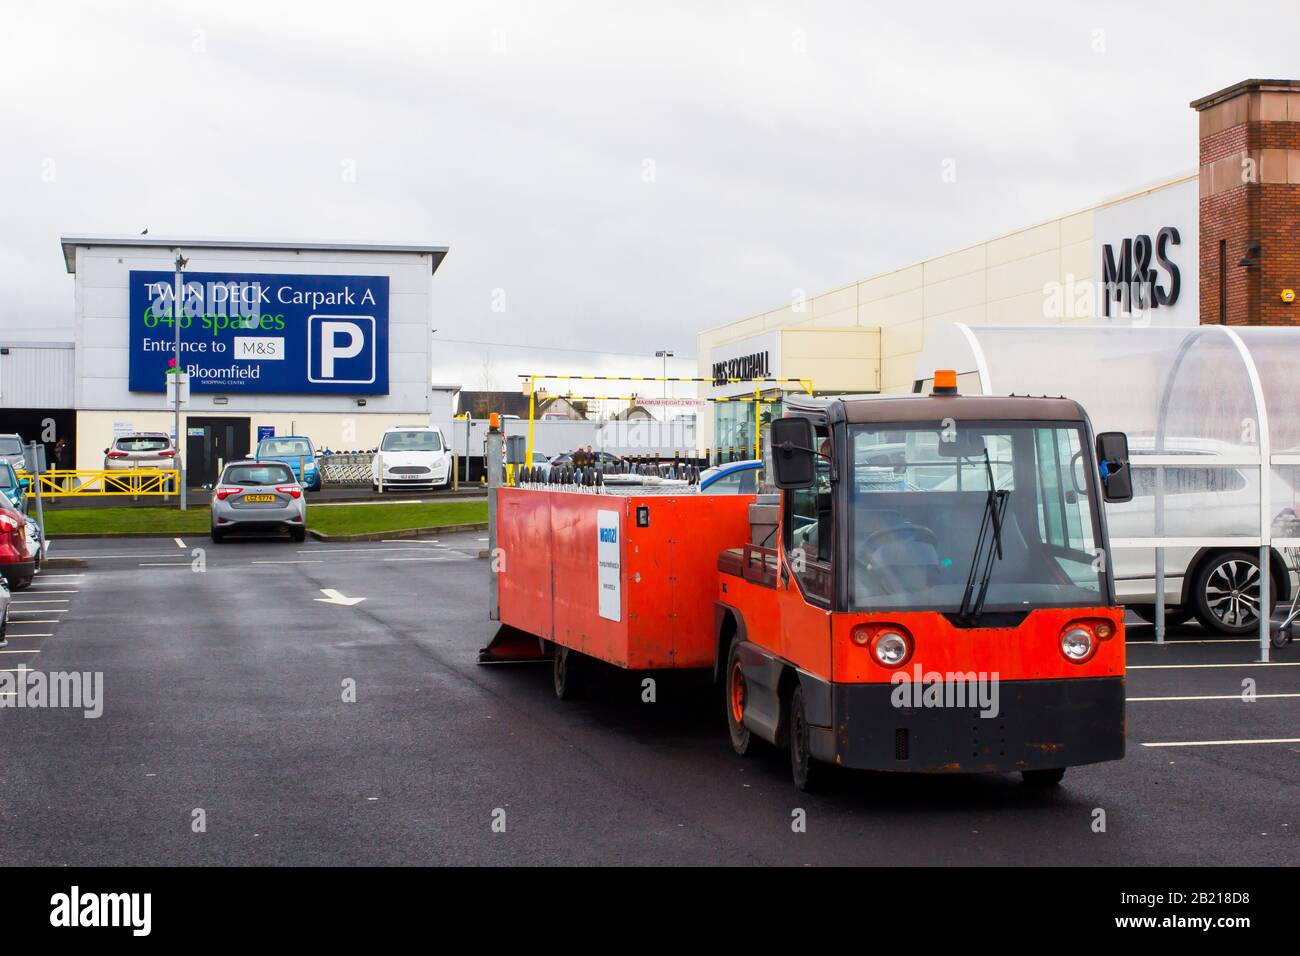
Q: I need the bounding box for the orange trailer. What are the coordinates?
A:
[482,376,1133,791]
[492,487,753,676]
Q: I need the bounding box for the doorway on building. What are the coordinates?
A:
[185,417,250,488]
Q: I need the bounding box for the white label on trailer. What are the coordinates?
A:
[597,509,621,622]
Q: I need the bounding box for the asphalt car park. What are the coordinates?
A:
[0,536,1294,865]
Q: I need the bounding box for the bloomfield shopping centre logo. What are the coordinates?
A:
[0,669,102,718]
[889,665,1000,718]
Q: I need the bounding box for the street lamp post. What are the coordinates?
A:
[654,349,674,398]
[173,251,188,510]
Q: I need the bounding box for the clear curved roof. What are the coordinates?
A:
[916,323,1300,546]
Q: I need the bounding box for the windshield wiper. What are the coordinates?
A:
[957,449,1010,626]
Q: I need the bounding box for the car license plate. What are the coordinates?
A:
[243,494,276,502]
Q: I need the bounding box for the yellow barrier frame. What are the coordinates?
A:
[17,469,180,498]
[517,373,814,465]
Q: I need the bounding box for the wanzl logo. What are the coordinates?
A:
[599,527,618,543]
[307,314,375,384]
[1101,226,1182,318]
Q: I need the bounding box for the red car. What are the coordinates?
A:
[0,496,34,590]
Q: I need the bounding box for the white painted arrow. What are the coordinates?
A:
[314,588,366,607]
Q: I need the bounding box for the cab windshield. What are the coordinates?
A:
[848,421,1104,613]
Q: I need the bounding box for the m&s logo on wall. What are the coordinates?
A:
[127,270,390,395]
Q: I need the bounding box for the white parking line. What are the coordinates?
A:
[0,649,39,655]
[16,589,77,594]
[175,537,186,548]
[1142,738,1300,748]
[295,547,445,555]
[0,666,32,673]
[382,538,439,544]
[9,609,64,614]
[35,573,83,577]
[6,619,60,624]
[58,552,190,559]
[1127,638,1257,645]
[252,560,323,565]
[1129,693,1300,702]
[12,599,69,605]
[1,633,53,638]
[1128,662,1300,669]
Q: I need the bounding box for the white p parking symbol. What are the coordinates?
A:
[308,315,375,384]
[320,321,363,378]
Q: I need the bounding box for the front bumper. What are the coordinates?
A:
[813,676,1125,773]
[376,467,449,488]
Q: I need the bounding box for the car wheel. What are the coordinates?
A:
[12,577,32,591]
[1192,550,1276,635]
[725,636,758,757]
[789,684,827,792]
[372,483,382,494]
[210,528,224,543]
[290,527,306,542]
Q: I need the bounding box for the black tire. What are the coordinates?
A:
[210,528,224,543]
[1021,767,1067,787]
[553,645,584,700]
[1130,604,1192,627]
[12,577,32,591]
[371,483,381,494]
[724,636,757,756]
[1191,550,1276,636]
[290,527,307,542]
[789,684,827,792]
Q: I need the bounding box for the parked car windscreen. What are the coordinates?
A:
[0,437,23,456]
[223,463,294,485]
[260,438,312,457]
[117,436,170,452]
[701,466,759,494]
[380,431,442,452]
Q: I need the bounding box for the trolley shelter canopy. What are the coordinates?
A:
[917,323,1300,554]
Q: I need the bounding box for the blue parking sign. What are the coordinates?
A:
[128,271,389,395]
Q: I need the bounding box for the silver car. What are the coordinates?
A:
[210,460,306,543]
[104,432,176,470]
[0,434,24,473]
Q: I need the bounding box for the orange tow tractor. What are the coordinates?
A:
[482,373,1133,791]
[720,372,1132,789]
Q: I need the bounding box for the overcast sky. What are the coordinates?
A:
[3,1,1297,390]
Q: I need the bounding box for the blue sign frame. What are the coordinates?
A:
[128,270,389,395]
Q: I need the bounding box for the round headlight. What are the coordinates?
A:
[873,631,910,667]
[1061,626,1095,661]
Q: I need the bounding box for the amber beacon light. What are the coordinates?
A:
[933,369,958,395]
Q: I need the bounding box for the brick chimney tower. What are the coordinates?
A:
[1193,79,1300,325]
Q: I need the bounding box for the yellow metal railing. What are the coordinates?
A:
[17,469,180,498]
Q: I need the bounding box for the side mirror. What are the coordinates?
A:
[1095,431,1132,503]
[18,477,29,490]
[769,417,817,489]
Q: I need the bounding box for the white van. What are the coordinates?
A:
[371,425,451,492]
[1107,438,1298,635]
